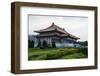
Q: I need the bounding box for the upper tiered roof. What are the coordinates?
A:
[34,22,67,33]
[34,22,79,39]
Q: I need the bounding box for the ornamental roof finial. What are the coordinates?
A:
[52,22,55,25]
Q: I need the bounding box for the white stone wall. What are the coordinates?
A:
[30,36,77,48]
[56,42,75,48]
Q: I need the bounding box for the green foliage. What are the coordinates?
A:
[61,53,87,59]
[29,54,47,60]
[28,40,34,48]
[28,40,31,48]
[47,44,52,48]
[37,40,50,49]
[52,41,56,48]
[37,40,41,48]
[46,51,63,59]
[36,40,57,49]
[78,41,88,46]
[79,48,88,56]
[60,48,80,55]
[31,41,34,48]
[28,47,88,60]
[42,40,48,48]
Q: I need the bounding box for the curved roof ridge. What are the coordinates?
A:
[34,22,79,39]
[34,22,68,33]
[35,22,56,32]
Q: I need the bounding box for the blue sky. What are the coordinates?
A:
[28,15,88,41]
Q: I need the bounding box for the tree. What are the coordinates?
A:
[84,41,88,46]
[28,40,34,48]
[52,41,56,48]
[28,40,31,48]
[31,41,34,48]
[42,40,48,48]
[79,41,88,46]
[37,40,41,47]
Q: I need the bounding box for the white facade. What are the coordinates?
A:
[56,42,75,48]
[29,35,77,48]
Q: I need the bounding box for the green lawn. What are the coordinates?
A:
[28,47,88,61]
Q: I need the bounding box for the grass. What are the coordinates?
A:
[28,47,88,61]
[61,53,87,59]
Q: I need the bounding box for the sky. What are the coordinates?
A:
[28,15,88,41]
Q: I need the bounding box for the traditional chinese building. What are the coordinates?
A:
[31,22,80,47]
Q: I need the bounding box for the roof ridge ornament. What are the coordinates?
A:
[52,22,55,26]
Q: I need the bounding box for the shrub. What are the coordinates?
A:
[28,40,31,48]
[31,41,34,48]
[62,53,87,59]
[79,48,88,55]
[46,51,61,59]
[39,46,43,49]
[28,54,40,60]
[35,55,47,60]
[28,47,88,60]
[45,50,69,60]
[52,41,56,48]
[42,40,48,48]
[37,40,41,48]
[28,40,34,48]
[59,48,80,55]
[47,44,52,48]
